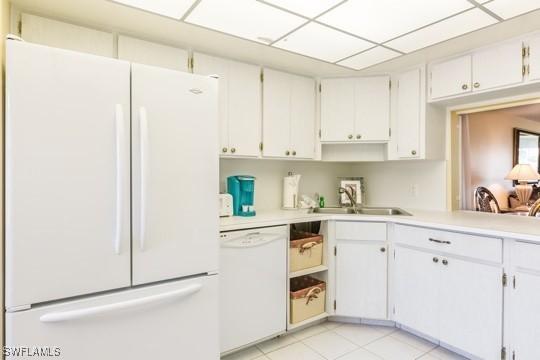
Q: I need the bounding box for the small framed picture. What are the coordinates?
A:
[340,180,362,205]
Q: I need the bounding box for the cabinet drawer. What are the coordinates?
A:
[395,225,502,263]
[514,242,540,271]
[336,222,387,241]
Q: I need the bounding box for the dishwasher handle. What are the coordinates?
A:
[221,234,284,248]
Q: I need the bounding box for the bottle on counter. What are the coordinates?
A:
[319,196,325,208]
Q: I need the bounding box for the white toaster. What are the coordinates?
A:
[219,193,234,217]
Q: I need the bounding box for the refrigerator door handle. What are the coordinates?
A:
[139,107,149,251]
[39,283,203,323]
[114,104,124,255]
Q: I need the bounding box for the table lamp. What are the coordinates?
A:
[505,164,540,205]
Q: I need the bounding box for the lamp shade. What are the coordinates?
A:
[505,164,540,181]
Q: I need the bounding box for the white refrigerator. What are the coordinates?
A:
[5,40,219,359]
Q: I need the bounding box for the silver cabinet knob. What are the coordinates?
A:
[356,134,362,139]
[222,147,228,153]
[442,259,448,266]
[461,84,468,90]
[230,147,236,153]
[285,150,290,156]
[380,247,386,253]
[473,82,480,88]
[292,150,297,156]
[433,257,439,263]
[411,150,417,156]
[348,134,353,139]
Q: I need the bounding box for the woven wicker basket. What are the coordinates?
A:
[289,231,323,272]
[290,276,326,324]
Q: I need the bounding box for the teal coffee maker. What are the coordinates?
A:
[227,175,256,216]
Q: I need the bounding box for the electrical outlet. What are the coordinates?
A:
[411,184,419,197]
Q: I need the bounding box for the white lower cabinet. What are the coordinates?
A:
[335,241,387,319]
[394,245,503,360]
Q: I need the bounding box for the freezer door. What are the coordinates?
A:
[131,63,219,285]
[5,41,131,309]
[6,275,219,360]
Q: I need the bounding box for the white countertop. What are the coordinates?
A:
[220,208,540,242]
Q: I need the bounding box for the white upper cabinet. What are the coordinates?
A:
[118,36,189,72]
[193,52,261,157]
[526,34,540,82]
[321,77,390,143]
[429,39,525,101]
[429,55,472,100]
[395,68,422,159]
[472,40,524,92]
[263,68,316,159]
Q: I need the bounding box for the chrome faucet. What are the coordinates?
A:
[339,187,358,213]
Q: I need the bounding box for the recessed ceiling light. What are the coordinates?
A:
[483,0,540,19]
[111,0,197,19]
[273,22,374,63]
[261,0,344,18]
[186,0,307,44]
[385,8,498,53]
[338,47,401,70]
[318,0,474,43]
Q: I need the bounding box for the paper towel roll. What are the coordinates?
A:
[283,174,301,209]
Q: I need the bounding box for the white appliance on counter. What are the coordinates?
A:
[220,226,287,354]
[6,40,219,360]
[219,193,234,217]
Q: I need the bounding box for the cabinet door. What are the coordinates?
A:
[430,55,471,99]
[290,74,316,159]
[192,53,229,154]
[512,272,540,360]
[527,36,540,82]
[396,68,421,159]
[472,41,524,92]
[118,35,189,72]
[5,41,131,308]
[355,77,390,142]
[439,257,502,360]
[335,241,387,319]
[263,68,291,158]
[227,60,262,157]
[394,247,440,339]
[320,78,355,142]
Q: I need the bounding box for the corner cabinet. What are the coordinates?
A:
[262,68,316,159]
[388,66,445,160]
[334,222,388,320]
[192,52,261,158]
[320,77,390,143]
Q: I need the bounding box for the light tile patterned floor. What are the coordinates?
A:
[221,321,469,360]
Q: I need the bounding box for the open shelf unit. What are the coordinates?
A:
[287,220,334,331]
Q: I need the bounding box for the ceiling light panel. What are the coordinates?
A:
[385,8,498,53]
[338,47,401,70]
[112,0,196,19]
[261,0,344,18]
[318,0,474,43]
[273,22,374,63]
[185,0,307,44]
[483,0,540,19]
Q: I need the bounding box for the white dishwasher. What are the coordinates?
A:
[220,226,287,354]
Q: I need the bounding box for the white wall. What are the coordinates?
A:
[220,159,352,211]
[350,161,447,210]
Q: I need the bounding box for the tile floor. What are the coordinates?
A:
[221,321,469,360]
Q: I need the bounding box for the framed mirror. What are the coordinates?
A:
[513,128,540,174]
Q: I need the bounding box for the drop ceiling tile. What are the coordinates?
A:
[338,47,401,70]
[385,8,498,53]
[318,0,474,43]
[273,22,374,63]
[483,0,540,19]
[112,0,196,19]
[185,0,307,44]
[261,0,344,18]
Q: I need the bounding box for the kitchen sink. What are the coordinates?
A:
[311,207,412,216]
